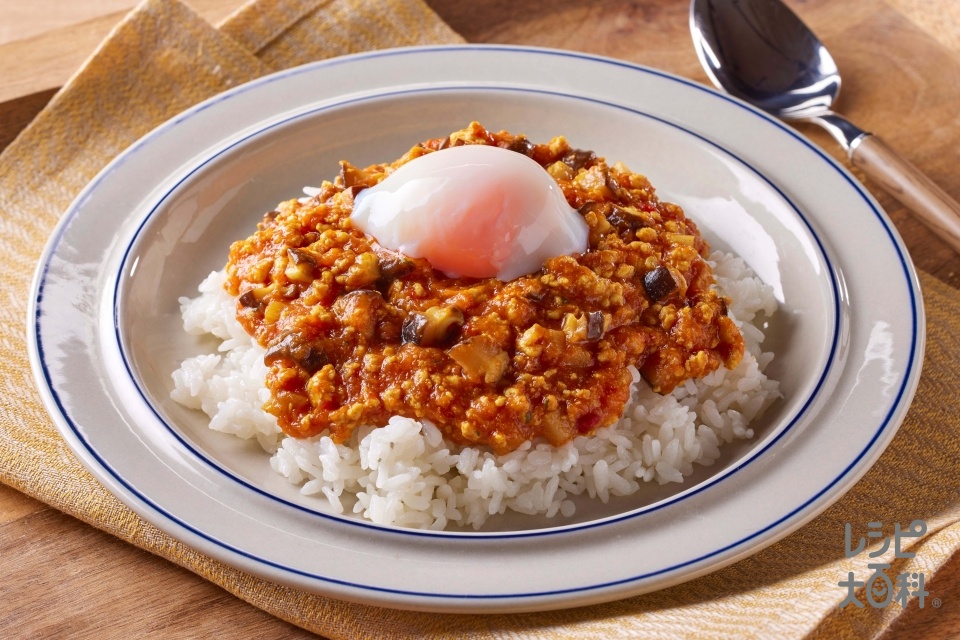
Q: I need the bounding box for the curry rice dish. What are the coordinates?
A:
[172,124,779,529]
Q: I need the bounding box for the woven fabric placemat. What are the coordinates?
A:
[1,0,958,637]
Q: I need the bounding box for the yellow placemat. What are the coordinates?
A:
[1,1,958,637]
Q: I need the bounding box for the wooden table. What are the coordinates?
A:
[2,1,959,637]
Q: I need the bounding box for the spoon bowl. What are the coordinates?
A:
[690,0,960,253]
[692,0,840,119]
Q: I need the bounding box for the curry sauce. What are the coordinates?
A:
[225,123,744,455]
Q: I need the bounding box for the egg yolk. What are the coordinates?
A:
[349,144,588,280]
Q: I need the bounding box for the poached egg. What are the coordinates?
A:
[349,144,589,280]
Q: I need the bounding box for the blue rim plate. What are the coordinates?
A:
[27,45,923,613]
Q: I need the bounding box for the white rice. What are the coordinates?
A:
[171,252,780,530]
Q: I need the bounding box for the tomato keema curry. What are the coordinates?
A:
[225,123,744,455]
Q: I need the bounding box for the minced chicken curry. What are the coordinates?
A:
[225,123,744,455]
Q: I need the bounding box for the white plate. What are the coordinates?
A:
[28,46,923,613]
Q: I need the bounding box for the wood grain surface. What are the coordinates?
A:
[2,0,960,638]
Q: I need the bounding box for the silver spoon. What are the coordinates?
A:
[690,0,960,253]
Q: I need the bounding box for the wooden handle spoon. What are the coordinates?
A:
[690,0,960,253]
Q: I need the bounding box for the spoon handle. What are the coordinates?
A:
[850,135,960,254]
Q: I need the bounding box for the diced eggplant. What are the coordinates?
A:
[505,137,535,157]
[377,252,415,282]
[401,314,428,345]
[561,148,596,171]
[643,265,678,302]
[332,290,384,340]
[263,333,329,374]
[586,311,605,341]
[401,305,464,347]
[607,205,645,230]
